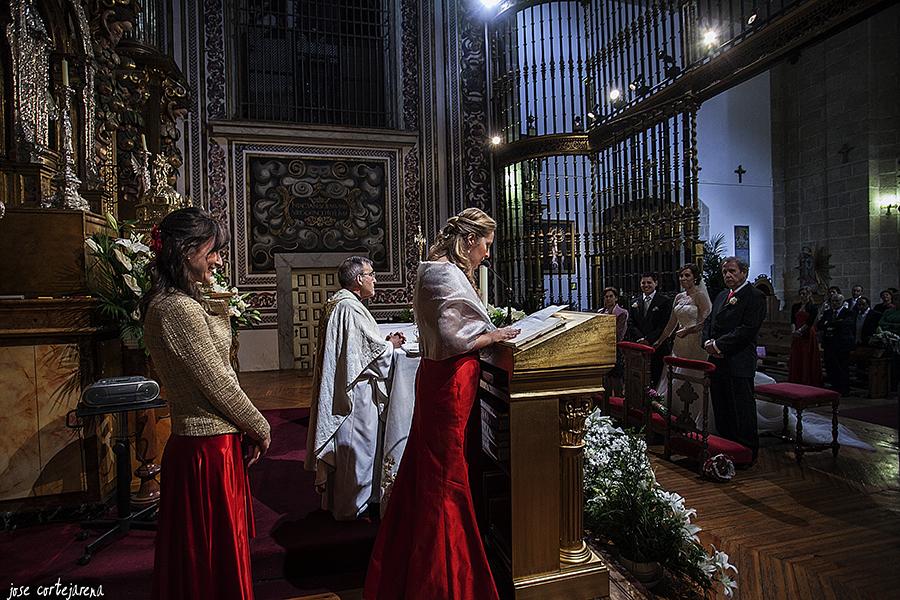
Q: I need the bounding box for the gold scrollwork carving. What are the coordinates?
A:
[559,396,594,448]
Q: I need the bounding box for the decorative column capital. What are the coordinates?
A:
[560,395,594,448]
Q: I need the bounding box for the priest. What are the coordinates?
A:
[305,256,405,520]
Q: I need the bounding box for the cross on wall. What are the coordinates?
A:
[734,164,746,183]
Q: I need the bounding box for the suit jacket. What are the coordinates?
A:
[627,292,673,345]
[822,306,856,351]
[857,310,879,345]
[702,284,767,378]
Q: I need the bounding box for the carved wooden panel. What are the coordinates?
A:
[291,269,339,373]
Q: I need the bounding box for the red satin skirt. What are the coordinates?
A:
[152,433,255,600]
[364,353,499,600]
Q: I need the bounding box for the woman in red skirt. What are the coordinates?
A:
[788,285,823,387]
[142,208,271,600]
[365,208,520,600]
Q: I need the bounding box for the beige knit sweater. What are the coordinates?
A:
[144,291,270,441]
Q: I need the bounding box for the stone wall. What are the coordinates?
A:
[771,3,900,307]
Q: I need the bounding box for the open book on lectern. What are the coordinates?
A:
[499,304,568,348]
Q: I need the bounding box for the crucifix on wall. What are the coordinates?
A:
[734,164,746,183]
[838,143,854,164]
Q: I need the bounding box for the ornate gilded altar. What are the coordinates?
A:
[479,310,616,598]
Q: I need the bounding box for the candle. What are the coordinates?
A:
[61,58,69,87]
[479,264,489,308]
[141,134,148,152]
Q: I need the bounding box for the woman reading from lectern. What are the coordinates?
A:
[141,207,270,600]
[364,207,520,600]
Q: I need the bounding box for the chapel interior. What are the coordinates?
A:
[1,1,898,599]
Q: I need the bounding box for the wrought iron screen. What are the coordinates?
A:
[498,155,594,311]
[490,1,589,141]
[233,0,396,127]
[593,110,700,300]
[585,0,806,120]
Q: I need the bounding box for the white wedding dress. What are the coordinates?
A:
[656,287,872,451]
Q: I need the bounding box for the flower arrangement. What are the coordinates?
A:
[84,214,152,348]
[84,213,260,347]
[583,412,738,596]
[486,304,526,328]
[210,269,262,335]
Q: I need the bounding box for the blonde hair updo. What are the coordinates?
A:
[428,207,496,284]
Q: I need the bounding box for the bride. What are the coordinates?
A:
[653,263,711,416]
[651,264,871,451]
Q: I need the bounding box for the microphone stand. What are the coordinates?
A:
[482,260,514,326]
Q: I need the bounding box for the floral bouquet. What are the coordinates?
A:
[486,304,526,328]
[210,270,262,335]
[84,213,152,348]
[583,413,738,596]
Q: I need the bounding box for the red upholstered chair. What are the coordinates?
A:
[662,356,754,470]
[606,342,655,434]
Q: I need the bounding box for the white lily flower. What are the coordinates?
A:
[85,238,101,254]
[122,273,142,295]
[112,247,133,271]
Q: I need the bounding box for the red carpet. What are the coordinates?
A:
[1,408,377,598]
[842,401,899,430]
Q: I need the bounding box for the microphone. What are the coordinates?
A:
[481,259,514,326]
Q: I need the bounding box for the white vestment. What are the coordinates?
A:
[304,288,394,520]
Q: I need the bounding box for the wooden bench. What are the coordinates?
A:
[755,383,841,464]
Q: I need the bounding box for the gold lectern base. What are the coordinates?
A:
[512,552,609,600]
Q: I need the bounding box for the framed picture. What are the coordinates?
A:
[540,220,577,274]
[734,225,750,265]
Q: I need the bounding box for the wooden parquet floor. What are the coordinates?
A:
[238,369,900,599]
[650,424,900,600]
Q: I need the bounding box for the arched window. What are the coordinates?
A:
[234,0,396,128]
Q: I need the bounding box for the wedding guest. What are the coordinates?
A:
[847,285,864,313]
[877,300,900,336]
[788,286,822,387]
[365,208,519,600]
[854,297,879,345]
[821,293,854,396]
[627,272,673,385]
[599,286,628,397]
[143,208,270,600]
[873,289,895,314]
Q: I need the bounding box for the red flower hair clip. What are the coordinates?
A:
[149,224,164,255]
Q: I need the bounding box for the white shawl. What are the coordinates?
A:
[414,261,495,361]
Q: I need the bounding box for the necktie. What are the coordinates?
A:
[726,289,735,302]
[644,295,652,312]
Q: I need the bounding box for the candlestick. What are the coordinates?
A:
[479,265,489,308]
[141,133,148,152]
[61,58,69,87]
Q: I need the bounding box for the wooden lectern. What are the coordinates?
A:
[479,310,617,599]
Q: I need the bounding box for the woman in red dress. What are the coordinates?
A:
[788,285,823,387]
[142,208,271,600]
[365,208,520,600]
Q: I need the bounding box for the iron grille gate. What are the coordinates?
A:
[233,0,396,127]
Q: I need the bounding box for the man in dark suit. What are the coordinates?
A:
[628,272,673,385]
[702,257,767,461]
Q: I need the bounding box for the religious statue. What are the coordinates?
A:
[796,246,816,290]
[796,245,834,293]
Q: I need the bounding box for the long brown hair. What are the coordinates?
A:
[427,207,496,283]
[141,207,229,317]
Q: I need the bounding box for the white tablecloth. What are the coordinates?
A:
[377,323,420,509]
